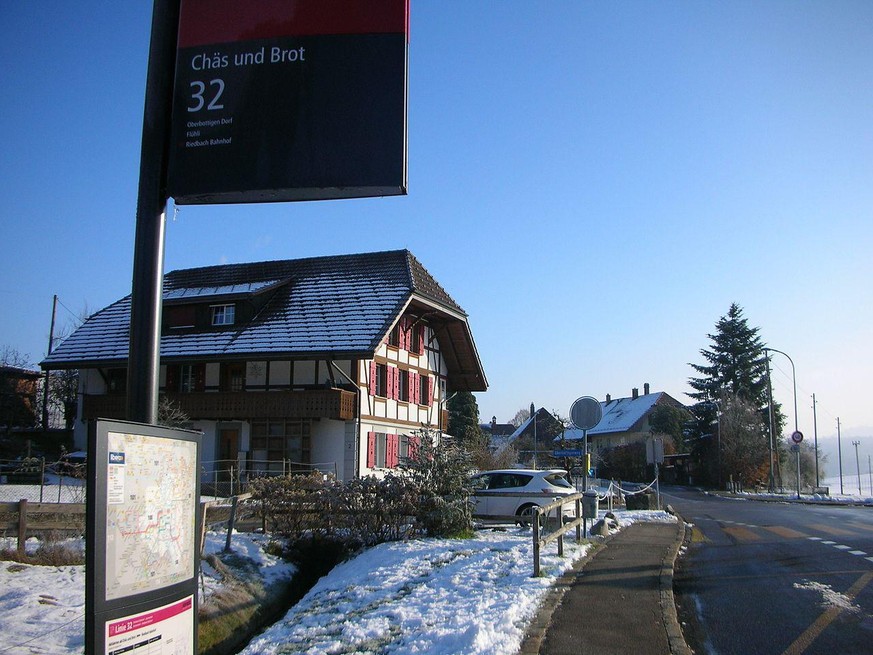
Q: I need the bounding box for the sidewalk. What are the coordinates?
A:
[520,519,691,655]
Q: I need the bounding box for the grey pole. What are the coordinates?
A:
[126,0,181,424]
[812,394,820,488]
[852,440,861,495]
[837,418,843,495]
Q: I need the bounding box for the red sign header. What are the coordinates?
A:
[178,0,409,48]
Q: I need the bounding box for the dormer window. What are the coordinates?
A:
[211,304,235,326]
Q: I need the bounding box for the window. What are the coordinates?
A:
[221,362,245,392]
[367,433,418,469]
[249,419,311,473]
[106,368,127,394]
[398,369,410,402]
[211,304,235,326]
[370,363,388,397]
[419,374,432,406]
[179,365,197,393]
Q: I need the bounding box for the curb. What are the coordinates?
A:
[660,514,693,655]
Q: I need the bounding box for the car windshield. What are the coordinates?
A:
[544,473,572,488]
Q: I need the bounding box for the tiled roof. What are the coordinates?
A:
[42,251,482,384]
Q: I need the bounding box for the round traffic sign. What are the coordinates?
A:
[791,430,803,443]
[570,396,603,430]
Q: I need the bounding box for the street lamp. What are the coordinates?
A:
[763,347,799,492]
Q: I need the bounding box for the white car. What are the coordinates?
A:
[470,469,578,522]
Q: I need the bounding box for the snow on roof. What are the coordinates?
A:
[562,392,666,440]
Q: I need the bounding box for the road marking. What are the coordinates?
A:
[764,526,810,539]
[846,521,873,533]
[781,571,873,655]
[848,550,866,556]
[821,541,836,545]
[690,526,710,543]
[807,536,822,541]
[866,557,873,564]
[808,523,855,537]
[723,526,761,541]
[833,545,851,550]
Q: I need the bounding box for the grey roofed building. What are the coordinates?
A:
[44,249,486,391]
[42,249,487,482]
[562,385,685,451]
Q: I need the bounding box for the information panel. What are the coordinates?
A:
[86,420,202,655]
[167,0,409,204]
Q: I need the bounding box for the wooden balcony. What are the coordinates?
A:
[83,388,358,422]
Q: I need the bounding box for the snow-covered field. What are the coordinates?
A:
[0,510,675,655]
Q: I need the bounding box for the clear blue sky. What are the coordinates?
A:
[1,2,871,470]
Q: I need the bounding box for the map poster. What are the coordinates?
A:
[104,431,198,600]
[86,419,202,655]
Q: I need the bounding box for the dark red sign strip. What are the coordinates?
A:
[178,0,409,48]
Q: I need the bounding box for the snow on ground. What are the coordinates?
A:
[0,510,673,655]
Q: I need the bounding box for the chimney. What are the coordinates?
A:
[491,416,497,433]
[644,383,650,395]
[606,394,611,403]
[632,387,639,399]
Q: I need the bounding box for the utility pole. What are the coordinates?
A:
[837,418,843,495]
[42,294,58,431]
[868,454,872,496]
[811,393,820,487]
[852,440,861,495]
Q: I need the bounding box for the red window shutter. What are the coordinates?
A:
[426,376,434,406]
[369,361,377,396]
[367,432,376,468]
[387,433,399,468]
[391,366,400,400]
[416,326,424,355]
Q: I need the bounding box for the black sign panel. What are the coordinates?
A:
[167,0,409,204]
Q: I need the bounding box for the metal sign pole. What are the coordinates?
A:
[126,0,180,424]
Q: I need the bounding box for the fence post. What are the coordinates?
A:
[199,500,208,556]
[532,509,541,577]
[17,499,28,556]
[224,495,238,553]
[39,458,45,503]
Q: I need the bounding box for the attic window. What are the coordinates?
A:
[211,304,235,326]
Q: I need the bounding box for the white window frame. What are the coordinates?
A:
[211,303,235,326]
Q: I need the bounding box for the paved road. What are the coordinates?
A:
[665,487,873,655]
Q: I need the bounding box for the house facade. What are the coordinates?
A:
[41,250,487,482]
[562,384,686,452]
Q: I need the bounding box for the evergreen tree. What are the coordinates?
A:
[688,303,769,408]
[447,391,484,444]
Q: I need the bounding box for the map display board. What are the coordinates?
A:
[105,431,198,600]
[86,420,202,655]
[167,0,409,204]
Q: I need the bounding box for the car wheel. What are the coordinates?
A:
[515,503,539,527]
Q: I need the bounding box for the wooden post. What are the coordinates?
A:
[17,499,28,556]
[224,496,238,553]
[199,500,209,556]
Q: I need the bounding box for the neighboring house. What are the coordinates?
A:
[562,384,685,452]
[479,416,516,451]
[0,366,40,432]
[41,250,487,482]
[493,407,563,459]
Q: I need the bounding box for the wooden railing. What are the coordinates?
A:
[83,388,357,421]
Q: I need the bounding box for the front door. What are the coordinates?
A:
[218,427,240,482]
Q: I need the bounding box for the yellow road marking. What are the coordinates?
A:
[780,571,873,655]
[764,526,810,539]
[722,526,761,541]
[808,523,855,537]
[690,526,710,543]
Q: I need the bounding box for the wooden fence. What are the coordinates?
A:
[1,495,260,557]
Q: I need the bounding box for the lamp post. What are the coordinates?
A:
[811,393,820,488]
[764,347,799,492]
[852,440,861,496]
